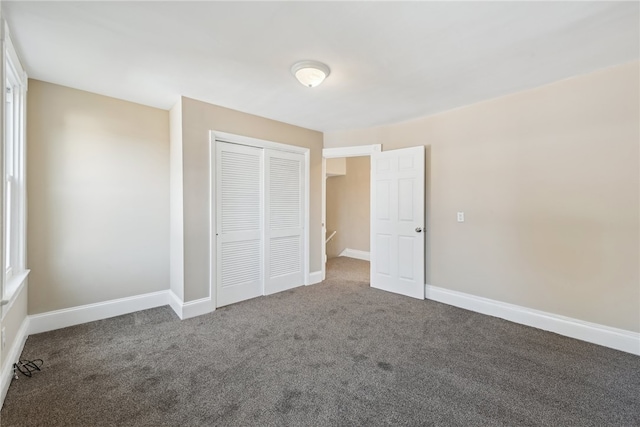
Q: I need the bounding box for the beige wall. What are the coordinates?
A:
[178,96,324,302]
[326,157,346,176]
[27,80,170,314]
[325,61,640,332]
[326,156,370,258]
[326,175,347,258]
[347,157,371,253]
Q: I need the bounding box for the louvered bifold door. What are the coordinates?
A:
[264,149,305,295]
[216,142,264,307]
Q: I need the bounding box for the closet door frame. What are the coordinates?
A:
[209,131,310,308]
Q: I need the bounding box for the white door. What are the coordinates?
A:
[370,146,425,299]
[264,149,305,295]
[216,142,264,307]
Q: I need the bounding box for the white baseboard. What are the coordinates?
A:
[425,284,640,356]
[25,288,216,335]
[168,291,184,319]
[29,290,169,335]
[1,315,30,407]
[339,248,370,261]
[182,297,214,319]
[168,291,214,320]
[308,271,323,285]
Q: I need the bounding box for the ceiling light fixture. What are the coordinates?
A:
[291,60,331,88]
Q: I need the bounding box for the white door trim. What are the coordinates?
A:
[322,144,381,159]
[321,145,381,280]
[215,131,309,155]
[209,131,310,308]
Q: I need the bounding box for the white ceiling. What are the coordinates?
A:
[4,1,639,132]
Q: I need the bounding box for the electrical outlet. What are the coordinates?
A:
[1,327,5,351]
[457,212,465,222]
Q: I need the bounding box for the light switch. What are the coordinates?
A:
[457,212,465,222]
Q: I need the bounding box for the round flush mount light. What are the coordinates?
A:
[291,60,331,87]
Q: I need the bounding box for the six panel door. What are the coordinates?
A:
[370,146,425,299]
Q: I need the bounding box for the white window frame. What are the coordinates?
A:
[1,21,28,312]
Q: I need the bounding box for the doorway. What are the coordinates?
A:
[321,145,380,281]
[325,156,371,269]
[322,145,426,300]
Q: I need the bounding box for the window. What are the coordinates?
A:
[2,24,27,305]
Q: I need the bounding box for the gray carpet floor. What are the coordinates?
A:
[2,257,639,426]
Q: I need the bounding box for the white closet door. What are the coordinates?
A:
[216,142,264,307]
[264,149,305,295]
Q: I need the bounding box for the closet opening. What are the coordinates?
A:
[210,131,310,308]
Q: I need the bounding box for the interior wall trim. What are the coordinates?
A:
[28,290,170,335]
[168,291,183,319]
[0,315,30,408]
[308,270,323,285]
[322,144,381,158]
[182,297,214,319]
[425,284,640,355]
[339,248,371,262]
